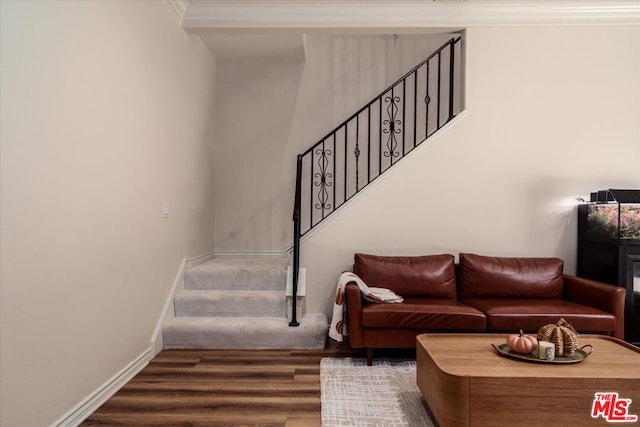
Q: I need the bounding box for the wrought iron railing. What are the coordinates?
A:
[290,36,463,326]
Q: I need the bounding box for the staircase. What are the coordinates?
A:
[162,257,328,349]
[162,35,462,347]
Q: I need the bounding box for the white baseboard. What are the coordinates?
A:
[186,250,216,267]
[151,256,190,355]
[150,252,224,354]
[213,250,287,258]
[52,348,152,427]
[53,251,214,426]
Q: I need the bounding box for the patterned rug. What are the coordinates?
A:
[320,358,435,426]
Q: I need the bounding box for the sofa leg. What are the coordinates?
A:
[366,348,373,366]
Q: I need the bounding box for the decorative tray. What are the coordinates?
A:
[491,343,593,364]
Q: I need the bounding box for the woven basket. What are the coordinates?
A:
[537,318,579,357]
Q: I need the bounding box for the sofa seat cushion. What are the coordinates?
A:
[354,253,457,298]
[458,253,564,299]
[361,298,486,331]
[463,298,617,334]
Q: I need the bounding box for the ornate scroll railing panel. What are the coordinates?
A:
[290,36,462,326]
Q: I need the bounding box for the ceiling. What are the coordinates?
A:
[199,33,306,59]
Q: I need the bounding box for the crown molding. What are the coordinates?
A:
[168,0,189,19]
[181,1,640,32]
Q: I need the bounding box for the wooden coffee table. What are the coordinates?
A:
[416,334,640,426]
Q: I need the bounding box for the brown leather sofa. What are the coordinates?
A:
[345,253,626,365]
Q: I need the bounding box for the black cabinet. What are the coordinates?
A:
[577,190,640,345]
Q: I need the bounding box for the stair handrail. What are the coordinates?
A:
[290,154,302,326]
[289,36,462,327]
[300,36,460,159]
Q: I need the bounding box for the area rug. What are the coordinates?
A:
[320,358,435,426]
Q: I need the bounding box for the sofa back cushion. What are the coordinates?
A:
[354,253,457,298]
[458,253,564,299]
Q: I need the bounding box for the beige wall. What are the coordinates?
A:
[214,57,305,252]
[302,26,640,316]
[0,1,216,425]
[211,24,640,317]
[1,2,638,423]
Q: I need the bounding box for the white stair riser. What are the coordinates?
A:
[184,276,286,290]
[184,258,288,290]
[162,314,328,350]
[174,290,286,317]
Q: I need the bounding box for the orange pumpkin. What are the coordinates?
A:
[506,330,538,354]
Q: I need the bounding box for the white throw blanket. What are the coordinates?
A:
[328,271,404,342]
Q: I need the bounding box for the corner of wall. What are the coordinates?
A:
[52,348,153,427]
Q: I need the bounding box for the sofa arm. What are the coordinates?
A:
[345,283,365,348]
[564,274,626,339]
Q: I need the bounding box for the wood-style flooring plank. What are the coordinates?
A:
[81,345,361,426]
[120,379,320,395]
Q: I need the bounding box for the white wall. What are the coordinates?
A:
[213,33,455,252]
[214,57,305,252]
[302,26,640,316]
[0,1,216,425]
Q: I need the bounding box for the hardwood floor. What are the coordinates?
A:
[80,344,363,427]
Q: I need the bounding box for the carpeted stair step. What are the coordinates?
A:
[184,257,288,291]
[162,313,328,350]
[174,289,286,317]
[163,256,328,350]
